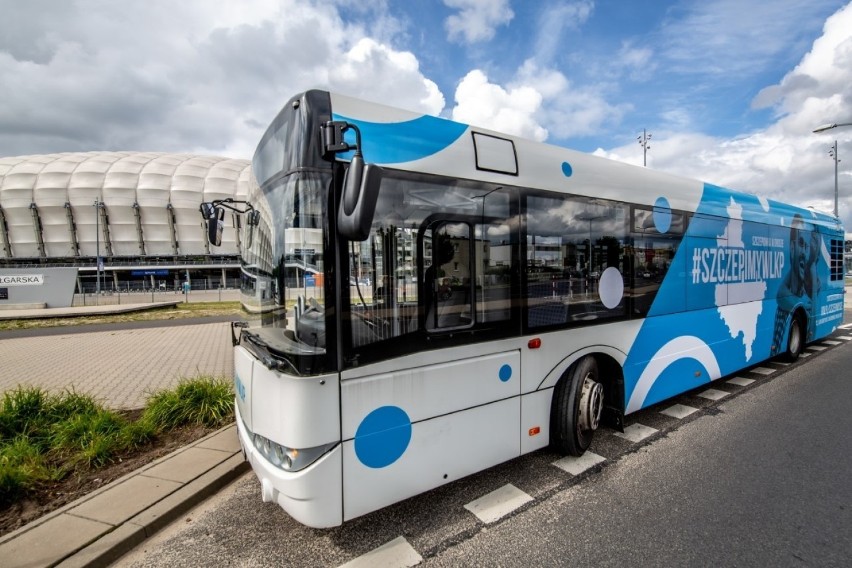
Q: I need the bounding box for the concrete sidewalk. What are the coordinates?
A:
[0,303,246,567]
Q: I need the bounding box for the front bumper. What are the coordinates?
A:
[236,404,343,528]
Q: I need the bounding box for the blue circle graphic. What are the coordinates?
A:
[653,196,672,234]
[561,161,573,177]
[355,406,412,468]
[499,364,512,382]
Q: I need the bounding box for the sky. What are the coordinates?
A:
[2,0,852,235]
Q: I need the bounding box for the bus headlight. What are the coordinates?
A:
[252,433,335,472]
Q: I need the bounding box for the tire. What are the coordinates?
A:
[551,356,604,456]
[784,314,803,362]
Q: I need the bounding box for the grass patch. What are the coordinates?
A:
[0,301,242,331]
[0,378,233,507]
[144,377,234,429]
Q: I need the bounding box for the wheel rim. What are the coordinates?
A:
[578,374,604,432]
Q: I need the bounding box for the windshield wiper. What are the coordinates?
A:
[243,331,307,376]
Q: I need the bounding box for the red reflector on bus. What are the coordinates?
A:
[528,338,542,349]
[529,426,540,436]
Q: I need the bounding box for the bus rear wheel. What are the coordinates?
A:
[551,356,604,456]
[784,314,804,361]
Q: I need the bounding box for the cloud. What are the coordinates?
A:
[599,4,852,235]
[616,41,655,82]
[658,0,841,78]
[0,0,444,159]
[444,0,514,44]
[452,69,548,141]
[532,1,594,64]
[451,59,630,142]
[751,3,852,130]
[330,38,445,115]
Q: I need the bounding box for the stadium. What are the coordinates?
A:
[0,152,251,294]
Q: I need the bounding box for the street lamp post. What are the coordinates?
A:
[94,197,101,297]
[829,141,839,218]
[813,122,852,217]
[637,129,651,167]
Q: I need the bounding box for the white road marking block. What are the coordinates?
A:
[727,377,756,387]
[807,345,827,351]
[464,483,533,524]
[822,340,841,346]
[660,404,699,419]
[697,388,729,401]
[613,423,658,443]
[839,323,852,330]
[750,367,776,375]
[800,351,813,357]
[338,536,422,568]
[552,451,606,475]
[838,335,852,341]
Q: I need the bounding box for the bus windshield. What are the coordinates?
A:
[239,170,330,373]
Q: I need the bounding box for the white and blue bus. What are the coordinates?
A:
[202,90,846,528]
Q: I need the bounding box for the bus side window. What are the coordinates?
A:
[424,223,473,331]
[526,194,629,328]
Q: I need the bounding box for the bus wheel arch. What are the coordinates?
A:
[550,353,623,456]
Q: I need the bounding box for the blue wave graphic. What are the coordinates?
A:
[332,113,468,165]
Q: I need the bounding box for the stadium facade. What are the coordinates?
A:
[0,152,251,292]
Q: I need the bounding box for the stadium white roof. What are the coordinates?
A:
[0,152,252,260]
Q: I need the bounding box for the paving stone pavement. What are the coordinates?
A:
[0,322,234,409]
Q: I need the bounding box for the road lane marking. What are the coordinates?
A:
[613,423,658,443]
[464,484,533,524]
[822,339,841,345]
[750,367,776,375]
[338,536,422,568]
[552,451,607,475]
[696,388,729,401]
[806,345,828,351]
[838,335,852,341]
[727,377,756,387]
[660,404,699,419]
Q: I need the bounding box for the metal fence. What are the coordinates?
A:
[72,288,241,306]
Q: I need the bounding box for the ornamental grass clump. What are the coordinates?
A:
[0,387,144,504]
[143,376,234,429]
[0,377,233,507]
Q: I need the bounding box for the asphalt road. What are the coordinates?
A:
[425,337,852,567]
[117,316,852,567]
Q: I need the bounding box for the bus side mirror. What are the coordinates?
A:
[338,154,382,241]
[201,202,225,246]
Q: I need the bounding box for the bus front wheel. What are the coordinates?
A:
[551,356,604,456]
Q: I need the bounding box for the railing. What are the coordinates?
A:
[72,287,242,306]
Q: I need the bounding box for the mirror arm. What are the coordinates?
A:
[202,198,256,216]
